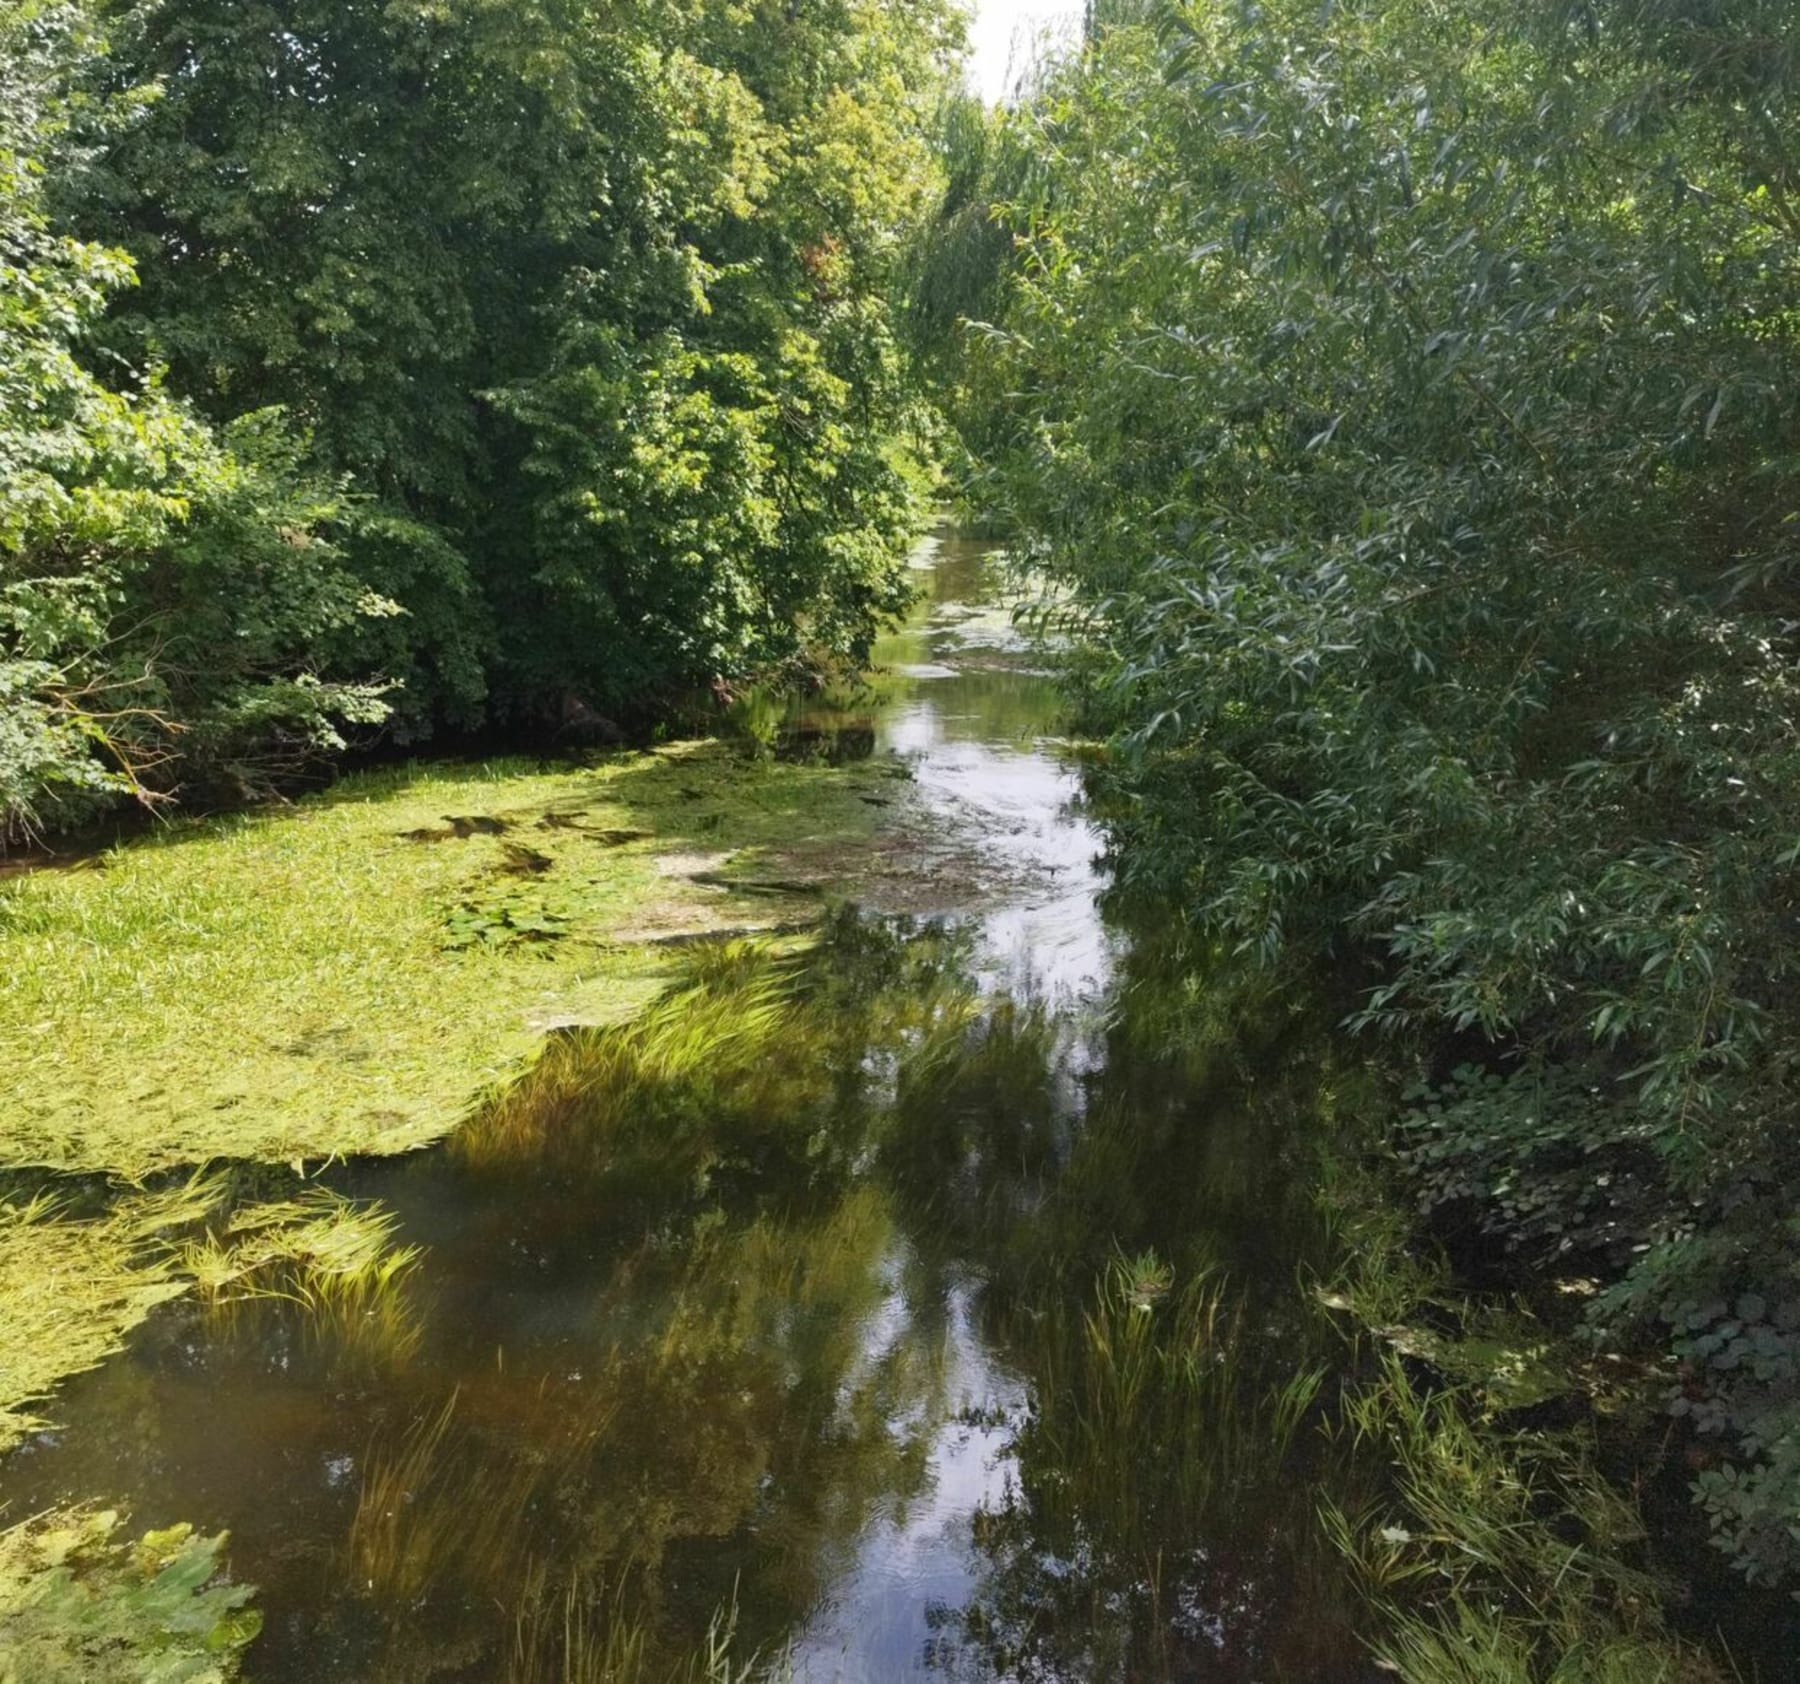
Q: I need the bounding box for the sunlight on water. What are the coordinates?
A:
[873,533,1113,1007]
[0,530,1382,1682]
[789,1275,1028,1681]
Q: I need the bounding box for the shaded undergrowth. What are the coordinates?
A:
[1316,1173,1731,1684]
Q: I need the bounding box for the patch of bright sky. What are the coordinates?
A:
[964,0,1081,104]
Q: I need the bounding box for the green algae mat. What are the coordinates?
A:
[1,745,901,1179]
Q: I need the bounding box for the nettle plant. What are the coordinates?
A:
[955,0,1800,1585]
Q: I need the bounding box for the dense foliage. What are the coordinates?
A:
[1,0,957,838]
[933,0,1800,1590]
[1,1,390,835]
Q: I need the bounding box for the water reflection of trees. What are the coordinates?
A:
[885,934,1385,1682]
[8,913,1385,1681]
[346,919,988,1677]
[388,916,1383,1680]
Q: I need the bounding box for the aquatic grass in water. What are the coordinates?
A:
[1,905,1389,1681]
[511,1571,654,1684]
[181,1190,425,1367]
[1316,1183,1727,1682]
[347,1390,547,1604]
[1323,1355,1725,1683]
[1025,1253,1323,1543]
[454,942,809,1174]
[316,920,998,1671]
[346,1372,634,1617]
[0,746,906,1465]
[0,1175,433,1457]
[0,746,899,1179]
[510,1571,779,1684]
[962,1246,1366,1680]
[892,994,1055,1119]
[337,1173,914,1658]
[0,726,1423,1681]
[0,1176,226,1451]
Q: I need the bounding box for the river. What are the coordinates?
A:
[0,532,1385,1681]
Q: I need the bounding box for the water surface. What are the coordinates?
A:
[0,532,1382,1682]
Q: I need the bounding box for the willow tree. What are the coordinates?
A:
[947,0,1800,1591]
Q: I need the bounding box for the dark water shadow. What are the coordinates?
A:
[0,915,1390,1683]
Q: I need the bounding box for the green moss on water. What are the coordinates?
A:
[0,740,901,1453]
[0,743,899,1178]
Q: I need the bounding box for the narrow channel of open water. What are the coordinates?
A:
[0,533,1387,1681]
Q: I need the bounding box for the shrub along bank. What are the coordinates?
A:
[919,0,1800,1644]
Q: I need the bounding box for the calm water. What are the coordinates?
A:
[0,534,1385,1681]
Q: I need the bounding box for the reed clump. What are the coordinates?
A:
[1026,1252,1329,1547]
[348,1389,558,1605]
[509,1570,779,1684]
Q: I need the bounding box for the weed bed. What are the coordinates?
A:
[1,744,901,1177]
[0,742,903,1453]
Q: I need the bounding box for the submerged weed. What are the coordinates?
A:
[454,941,807,1172]
[0,1177,226,1450]
[181,1190,424,1365]
[348,1390,549,1604]
[510,1569,779,1684]
[0,1505,259,1683]
[1020,1252,1334,1547]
